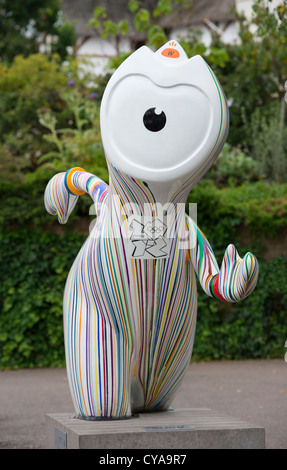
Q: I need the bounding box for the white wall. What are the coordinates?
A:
[172,21,239,47]
[235,0,282,19]
[76,35,131,75]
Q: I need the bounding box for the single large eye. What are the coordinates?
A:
[143,107,167,132]
[104,76,214,172]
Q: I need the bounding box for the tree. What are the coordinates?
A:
[223,0,287,182]
[88,0,193,55]
[250,0,287,138]
[0,0,76,62]
[180,0,287,182]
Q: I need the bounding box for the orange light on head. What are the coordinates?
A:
[161,48,180,58]
[161,41,181,59]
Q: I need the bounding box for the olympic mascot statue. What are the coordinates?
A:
[44,41,259,420]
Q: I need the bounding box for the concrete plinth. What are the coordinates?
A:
[46,408,265,449]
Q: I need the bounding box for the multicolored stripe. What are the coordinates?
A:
[44,169,109,223]
[186,216,259,302]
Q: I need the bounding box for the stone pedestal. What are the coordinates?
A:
[46,408,265,449]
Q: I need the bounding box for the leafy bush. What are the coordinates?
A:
[206,143,261,187]
[0,170,95,232]
[0,0,76,63]
[0,54,101,175]
[0,54,68,138]
[243,103,287,183]
[193,257,287,360]
[37,84,107,177]
[0,230,85,369]
[188,180,287,250]
[180,1,287,183]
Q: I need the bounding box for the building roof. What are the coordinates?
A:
[61,0,236,38]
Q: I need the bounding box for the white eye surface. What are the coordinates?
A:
[104,75,213,172]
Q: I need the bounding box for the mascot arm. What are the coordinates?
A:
[44,167,109,224]
[186,216,259,302]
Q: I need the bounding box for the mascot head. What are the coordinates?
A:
[100,40,229,192]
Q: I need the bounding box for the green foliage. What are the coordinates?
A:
[37,86,107,176]
[190,180,287,244]
[179,29,230,69]
[0,53,107,179]
[87,4,129,55]
[128,0,140,13]
[250,0,287,82]
[0,54,108,235]
[88,0,193,52]
[206,143,261,187]
[0,54,66,137]
[0,230,85,369]
[0,0,76,62]
[193,257,287,360]
[51,20,77,60]
[147,25,168,50]
[180,0,287,183]
[242,103,287,182]
[134,8,151,33]
[106,53,131,74]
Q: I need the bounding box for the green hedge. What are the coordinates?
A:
[0,230,84,369]
[193,257,287,360]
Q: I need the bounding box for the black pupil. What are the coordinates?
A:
[143,108,166,132]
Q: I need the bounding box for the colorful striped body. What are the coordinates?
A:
[61,166,196,418]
